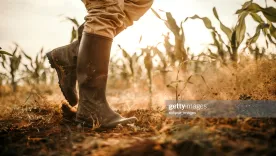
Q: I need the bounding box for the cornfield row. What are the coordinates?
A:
[0,1,275,94]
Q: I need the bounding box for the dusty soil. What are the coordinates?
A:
[1,104,276,156]
[1,61,276,156]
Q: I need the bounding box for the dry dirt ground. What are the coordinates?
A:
[1,88,276,156]
[1,61,276,156]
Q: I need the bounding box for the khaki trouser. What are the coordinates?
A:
[82,0,154,38]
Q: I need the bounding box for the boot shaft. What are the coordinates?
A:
[77,33,113,89]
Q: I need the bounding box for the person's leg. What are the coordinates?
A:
[76,0,141,128]
[115,0,154,35]
[47,0,153,110]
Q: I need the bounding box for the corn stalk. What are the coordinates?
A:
[0,47,13,86]
[151,9,188,70]
[1,45,22,92]
[22,48,47,85]
[142,46,153,109]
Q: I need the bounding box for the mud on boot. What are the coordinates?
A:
[76,33,137,129]
[46,23,84,106]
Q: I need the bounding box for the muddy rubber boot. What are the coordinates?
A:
[46,24,84,106]
[76,33,137,128]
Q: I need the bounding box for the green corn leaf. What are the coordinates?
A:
[184,14,230,52]
[247,27,261,45]
[262,7,276,22]
[213,7,232,40]
[236,2,276,23]
[1,62,6,69]
[1,54,6,61]
[180,21,186,44]
[235,12,247,46]
[246,23,270,45]
[211,31,223,51]
[139,35,143,44]
[267,34,276,45]
[262,25,269,36]
[231,29,237,54]
[118,45,128,58]
[250,13,264,23]
[0,50,12,56]
[269,22,276,38]
[236,3,261,14]
[12,46,18,55]
[22,50,32,61]
[184,15,213,29]
[239,0,254,12]
[65,17,79,27]
[151,8,163,20]
[215,30,228,47]
[70,27,77,43]
[166,12,180,36]
[35,53,39,67]
[24,64,31,72]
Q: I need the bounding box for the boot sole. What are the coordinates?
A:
[101,117,138,129]
[75,117,137,130]
[46,51,76,106]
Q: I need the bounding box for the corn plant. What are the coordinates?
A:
[162,33,175,63]
[151,9,188,70]
[22,48,47,85]
[117,58,131,84]
[65,17,80,43]
[248,44,265,62]
[184,7,247,65]
[166,62,192,102]
[208,32,227,65]
[142,46,154,109]
[1,45,22,92]
[153,46,169,84]
[0,47,13,86]
[167,62,209,102]
[235,1,276,47]
[118,45,135,78]
[117,42,143,84]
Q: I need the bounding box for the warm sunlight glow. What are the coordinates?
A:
[0,0,274,58]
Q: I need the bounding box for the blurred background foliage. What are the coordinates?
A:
[0,1,275,107]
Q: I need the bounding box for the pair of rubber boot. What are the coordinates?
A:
[46,24,136,128]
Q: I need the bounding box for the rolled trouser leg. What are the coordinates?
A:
[122,0,154,27]
[82,0,126,38]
